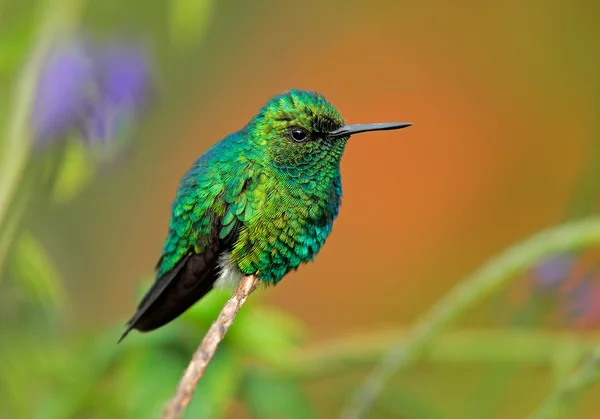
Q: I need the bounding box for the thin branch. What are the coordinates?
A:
[341,217,600,419]
[528,344,600,419]
[263,329,600,380]
[162,274,260,419]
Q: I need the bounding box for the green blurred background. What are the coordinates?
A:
[2,0,600,418]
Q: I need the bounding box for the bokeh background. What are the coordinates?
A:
[2,0,600,418]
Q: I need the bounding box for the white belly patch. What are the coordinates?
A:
[214,252,244,290]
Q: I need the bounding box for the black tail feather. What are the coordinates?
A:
[118,249,220,342]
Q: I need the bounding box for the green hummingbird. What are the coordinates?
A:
[119,89,411,341]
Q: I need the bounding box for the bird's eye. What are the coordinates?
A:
[290,128,308,142]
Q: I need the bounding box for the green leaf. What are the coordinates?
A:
[117,320,184,350]
[0,341,37,418]
[460,365,515,419]
[121,347,185,418]
[0,14,33,78]
[11,231,66,313]
[378,386,446,419]
[169,0,215,49]
[243,370,316,419]
[120,344,240,419]
[0,334,118,419]
[229,306,305,363]
[52,140,95,203]
[181,287,233,327]
[550,340,582,385]
[186,346,241,419]
[34,337,118,419]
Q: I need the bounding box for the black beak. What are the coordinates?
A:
[327,122,412,140]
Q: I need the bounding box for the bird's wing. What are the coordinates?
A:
[119,158,246,341]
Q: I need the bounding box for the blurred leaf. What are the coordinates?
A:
[11,230,65,313]
[242,369,316,419]
[551,340,582,385]
[34,334,121,419]
[186,346,241,419]
[121,347,185,418]
[461,365,515,419]
[182,287,233,327]
[378,386,446,419]
[0,345,35,418]
[0,181,32,279]
[169,0,215,49]
[52,139,95,203]
[120,342,240,419]
[0,14,33,77]
[114,318,183,350]
[530,345,600,419]
[229,306,305,363]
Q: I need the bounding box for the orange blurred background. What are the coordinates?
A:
[2,0,595,417]
[54,0,596,339]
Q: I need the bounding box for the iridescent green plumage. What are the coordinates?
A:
[120,90,411,340]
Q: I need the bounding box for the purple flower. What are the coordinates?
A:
[496,252,600,329]
[82,41,152,146]
[31,39,95,146]
[531,254,575,290]
[82,103,132,146]
[96,42,151,108]
[30,35,153,154]
[560,271,600,329]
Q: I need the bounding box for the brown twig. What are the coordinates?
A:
[162,274,260,419]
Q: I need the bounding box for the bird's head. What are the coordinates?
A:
[247,89,411,178]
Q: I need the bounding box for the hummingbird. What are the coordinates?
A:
[119,89,411,341]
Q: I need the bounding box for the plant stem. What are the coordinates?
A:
[0,141,68,277]
[261,329,600,379]
[0,167,37,271]
[0,0,82,276]
[162,275,260,419]
[528,344,600,419]
[341,217,600,419]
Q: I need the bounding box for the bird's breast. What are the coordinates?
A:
[229,174,341,283]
